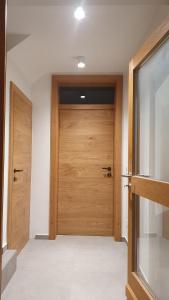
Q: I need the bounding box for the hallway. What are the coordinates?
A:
[2,236,127,300]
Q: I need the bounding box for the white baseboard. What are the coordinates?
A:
[35,234,49,240]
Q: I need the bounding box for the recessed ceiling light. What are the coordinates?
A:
[74,6,85,20]
[78,61,86,69]
[75,56,86,69]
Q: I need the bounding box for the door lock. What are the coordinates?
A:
[102,167,112,177]
[13,169,24,182]
[105,173,112,177]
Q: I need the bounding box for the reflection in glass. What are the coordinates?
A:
[137,196,169,300]
[135,38,169,182]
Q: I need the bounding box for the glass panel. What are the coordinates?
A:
[135,38,169,182]
[59,87,115,104]
[136,196,169,300]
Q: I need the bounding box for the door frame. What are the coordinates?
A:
[126,16,169,300]
[0,0,7,294]
[49,75,123,241]
[7,82,32,250]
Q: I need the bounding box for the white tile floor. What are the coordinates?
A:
[2,236,127,300]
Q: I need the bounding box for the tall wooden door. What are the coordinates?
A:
[126,18,169,300]
[58,108,114,236]
[8,82,32,253]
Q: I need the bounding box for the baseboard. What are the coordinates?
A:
[2,244,7,254]
[122,237,128,245]
[1,250,17,293]
[35,234,49,240]
[143,233,157,238]
[126,284,138,300]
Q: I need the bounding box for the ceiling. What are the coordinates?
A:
[7,4,169,84]
[8,0,169,5]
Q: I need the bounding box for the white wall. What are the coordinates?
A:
[30,74,51,238]
[3,67,129,241]
[3,56,31,247]
[30,73,129,240]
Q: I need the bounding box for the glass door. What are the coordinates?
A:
[126,18,169,300]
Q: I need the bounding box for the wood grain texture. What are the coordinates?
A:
[132,177,169,207]
[126,284,138,300]
[50,75,122,240]
[54,75,121,86]
[129,273,153,300]
[0,0,6,293]
[58,109,114,236]
[59,104,114,110]
[49,77,60,239]
[127,16,169,300]
[113,76,123,241]
[8,83,32,253]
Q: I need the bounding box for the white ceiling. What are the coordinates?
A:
[8,0,169,6]
[7,4,169,84]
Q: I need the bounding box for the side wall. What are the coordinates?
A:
[3,56,31,247]
[30,74,51,238]
[30,73,129,240]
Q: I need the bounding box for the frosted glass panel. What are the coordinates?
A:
[135,38,169,182]
[137,197,169,300]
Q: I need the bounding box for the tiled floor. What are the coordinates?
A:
[2,236,127,300]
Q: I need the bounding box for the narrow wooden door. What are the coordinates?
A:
[58,109,114,236]
[126,18,169,300]
[8,83,32,253]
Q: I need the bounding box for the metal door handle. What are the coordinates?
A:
[121,173,132,178]
[124,183,132,188]
[122,174,150,178]
[14,169,23,173]
[102,167,111,172]
[137,174,150,178]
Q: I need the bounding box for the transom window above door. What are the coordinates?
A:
[59,87,115,105]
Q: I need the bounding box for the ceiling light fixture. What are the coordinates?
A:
[74,6,85,20]
[78,61,86,69]
[76,56,86,69]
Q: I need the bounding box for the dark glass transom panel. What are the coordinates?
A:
[59,87,115,104]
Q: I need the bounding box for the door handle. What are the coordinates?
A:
[121,173,132,178]
[124,183,132,188]
[102,167,111,172]
[137,174,150,178]
[14,169,24,173]
[122,174,150,178]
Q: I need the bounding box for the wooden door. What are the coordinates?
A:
[126,18,169,300]
[58,108,114,236]
[8,83,32,253]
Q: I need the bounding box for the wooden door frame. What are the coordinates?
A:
[49,75,123,241]
[7,82,32,250]
[126,16,169,300]
[0,0,7,294]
